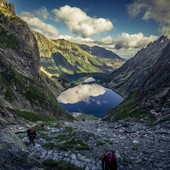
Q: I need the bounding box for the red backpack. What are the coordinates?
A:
[106,152,115,161]
[102,151,117,170]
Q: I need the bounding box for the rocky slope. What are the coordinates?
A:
[34,31,124,77]
[0,127,42,170]
[106,38,170,126]
[0,0,73,125]
[141,42,170,125]
[9,120,170,170]
[109,35,169,97]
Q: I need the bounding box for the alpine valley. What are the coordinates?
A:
[0,0,170,170]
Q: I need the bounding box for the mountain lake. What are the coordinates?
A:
[57,80,124,117]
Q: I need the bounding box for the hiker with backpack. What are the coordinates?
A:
[102,151,117,170]
[27,127,37,146]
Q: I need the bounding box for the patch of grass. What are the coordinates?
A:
[33,124,46,131]
[75,113,98,120]
[0,72,14,101]
[54,131,90,151]
[43,142,57,149]
[146,116,156,126]
[57,128,74,141]
[39,133,52,141]
[122,156,132,165]
[96,141,105,147]
[105,91,148,122]
[0,24,20,49]
[142,150,149,155]
[57,133,70,141]
[64,126,73,132]
[132,144,139,150]
[58,138,90,151]
[8,108,57,122]
[42,159,84,170]
[104,139,113,145]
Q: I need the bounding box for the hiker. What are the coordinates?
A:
[27,128,37,146]
[102,151,117,170]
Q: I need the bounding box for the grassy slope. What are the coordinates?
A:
[104,91,156,125]
[33,31,123,77]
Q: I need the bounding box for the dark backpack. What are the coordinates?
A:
[106,152,115,162]
[102,152,117,170]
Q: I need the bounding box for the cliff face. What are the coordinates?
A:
[0,2,73,125]
[105,37,170,125]
[109,36,169,97]
[141,42,170,122]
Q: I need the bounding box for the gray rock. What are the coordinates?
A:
[70,153,77,160]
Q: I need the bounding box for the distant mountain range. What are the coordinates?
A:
[79,44,124,60]
[34,31,124,77]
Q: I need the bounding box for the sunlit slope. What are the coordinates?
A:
[34,31,124,77]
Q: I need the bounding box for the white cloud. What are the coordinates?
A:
[53,5,113,38]
[127,0,170,37]
[20,7,50,20]
[160,25,170,37]
[20,12,59,39]
[57,84,106,104]
[34,7,50,20]
[95,36,113,45]
[112,48,139,59]
[58,34,94,44]
[114,32,157,50]
[58,33,157,59]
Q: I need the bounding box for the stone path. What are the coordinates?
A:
[11,120,170,170]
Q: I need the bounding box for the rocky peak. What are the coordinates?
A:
[158,35,168,42]
[109,36,169,97]
[0,0,15,16]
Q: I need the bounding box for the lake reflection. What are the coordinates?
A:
[57,84,124,117]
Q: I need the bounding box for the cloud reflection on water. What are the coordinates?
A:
[57,84,107,104]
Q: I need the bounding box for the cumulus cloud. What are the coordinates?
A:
[34,7,50,20]
[112,48,139,59]
[58,34,94,44]
[57,84,106,104]
[20,11,59,39]
[95,36,113,45]
[114,32,157,50]
[58,32,157,59]
[127,0,170,37]
[20,7,50,20]
[53,5,113,38]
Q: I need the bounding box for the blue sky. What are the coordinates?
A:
[7,0,169,58]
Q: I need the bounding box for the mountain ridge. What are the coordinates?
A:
[33,31,124,77]
[105,36,170,125]
[79,44,125,61]
[108,35,169,97]
[0,3,74,125]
